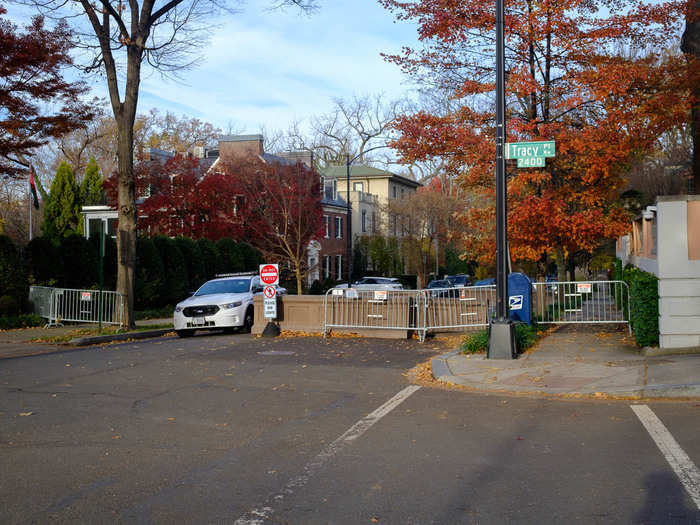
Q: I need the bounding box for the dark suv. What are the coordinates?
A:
[445,274,472,287]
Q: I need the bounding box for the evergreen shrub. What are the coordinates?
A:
[25,236,62,286]
[0,235,28,311]
[196,238,220,281]
[216,238,244,275]
[60,233,98,288]
[624,264,659,347]
[153,236,188,305]
[135,237,165,308]
[175,236,205,292]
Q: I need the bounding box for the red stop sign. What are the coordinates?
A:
[259,264,279,285]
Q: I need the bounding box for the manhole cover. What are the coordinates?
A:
[258,350,296,356]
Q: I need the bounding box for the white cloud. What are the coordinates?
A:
[4,1,421,135]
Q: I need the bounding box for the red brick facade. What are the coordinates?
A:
[319,206,348,281]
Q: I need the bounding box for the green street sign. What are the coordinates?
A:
[517,156,545,168]
[505,141,555,160]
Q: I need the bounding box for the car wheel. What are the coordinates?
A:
[176,330,195,338]
[243,307,254,333]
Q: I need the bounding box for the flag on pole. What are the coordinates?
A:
[29,166,40,210]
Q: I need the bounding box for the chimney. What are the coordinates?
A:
[217,134,265,160]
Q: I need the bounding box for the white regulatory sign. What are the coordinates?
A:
[264,297,277,319]
[576,283,592,293]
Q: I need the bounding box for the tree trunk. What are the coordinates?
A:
[682,0,700,193]
[295,265,303,295]
[116,117,137,327]
[555,247,567,282]
[567,255,576,281]
[114,45,142,329]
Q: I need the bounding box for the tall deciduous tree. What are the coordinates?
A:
[381,0,694,279]
[16,0,317,327]
[42,161,81,239]
[387,185,461,287]
[281,93,406,168]
[134,154,241,240]
[0,6,92,178]
[682,0,700,191]
[223,157,324,294]
[145,110,222,153]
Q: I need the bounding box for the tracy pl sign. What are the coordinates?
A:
[505,140,555,168]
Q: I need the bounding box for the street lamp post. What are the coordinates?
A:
[488,0,516,359]
[346,153,353,286]
[343,145,389,287]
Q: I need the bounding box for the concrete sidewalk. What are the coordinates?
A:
[0,318,174,360]
[432,325,700,399]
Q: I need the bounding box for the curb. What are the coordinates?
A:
[430,350,459,380]
[641,383,700,398]
[67,328,174,346]
[430,351,700,400]
[641,345,700,357]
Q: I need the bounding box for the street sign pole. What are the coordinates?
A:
[259,264,280,337]
[489,0,516,359]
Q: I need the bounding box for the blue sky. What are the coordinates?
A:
[5,1,420,135]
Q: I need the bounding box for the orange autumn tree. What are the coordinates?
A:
[381,0,695,279]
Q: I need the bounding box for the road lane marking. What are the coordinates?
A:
[233,385,421,525]
[631,404,700,509]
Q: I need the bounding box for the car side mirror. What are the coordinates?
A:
[253,286,263,293]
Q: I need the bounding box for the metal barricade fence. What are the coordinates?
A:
[423,285,496,332]
[531,280,630,330]
[28,286,54,320]
[29,286,124,328]
[323,285,496,341]
[324,288,424,339]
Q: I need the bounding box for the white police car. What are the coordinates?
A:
[173,273,281,337]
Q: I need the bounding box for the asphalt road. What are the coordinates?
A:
[1,332,698,524]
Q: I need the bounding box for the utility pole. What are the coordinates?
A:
[488,0,516,359]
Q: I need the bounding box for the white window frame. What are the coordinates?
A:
[324,178,337,201]
[324,215,330,238]
[323,255,331,279]
[361,209,367,233]
[335,254,342,280]
[335,216,343,239]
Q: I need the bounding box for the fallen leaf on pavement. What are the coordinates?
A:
[19,411,33,416]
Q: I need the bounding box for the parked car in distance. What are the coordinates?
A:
[426,279,456,297]
[173,273,282,337]
[474,277,496,286]
[350,277,403,291]
[445,274,472,287]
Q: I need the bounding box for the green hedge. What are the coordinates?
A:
[614,258,659,347]
[0,235,28,313]
[13,234,262,310]
[0,313,44,330]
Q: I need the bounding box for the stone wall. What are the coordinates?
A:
[656,196,700,349]
[251,295,410,339]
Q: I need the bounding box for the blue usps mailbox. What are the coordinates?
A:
[508,272,532,325]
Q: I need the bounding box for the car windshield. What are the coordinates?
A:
[195,279,250,296]
[447,276,467,285]
[428,280,448,288]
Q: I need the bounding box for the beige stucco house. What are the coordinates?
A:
[321,165,421,239]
